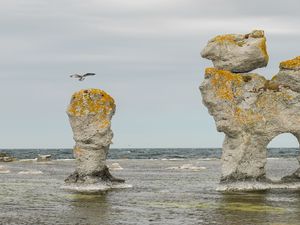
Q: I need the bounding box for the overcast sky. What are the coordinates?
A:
[1,0,300,148]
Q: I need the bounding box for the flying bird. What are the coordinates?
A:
[70,73,96,81]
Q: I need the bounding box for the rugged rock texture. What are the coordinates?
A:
[200,31,300,184]
[201,30,268,73]
[65,89,124,186]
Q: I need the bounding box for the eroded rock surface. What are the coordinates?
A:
[200,30,300,184]
[201,30,268,73]
[65,89,125,188]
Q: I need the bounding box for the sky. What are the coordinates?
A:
[1,0,300,148]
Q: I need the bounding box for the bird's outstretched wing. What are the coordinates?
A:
[83,73,96,77]
[70,74,82,78]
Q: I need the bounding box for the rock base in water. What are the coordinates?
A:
[64,166,125,184]
[217,181,300,191]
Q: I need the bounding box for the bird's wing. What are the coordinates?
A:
[79,77,85,81]
[83,73,96,77]
[70,74,82,78]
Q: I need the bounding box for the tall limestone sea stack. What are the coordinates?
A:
[200,30,300,190]
[64,88,125,191]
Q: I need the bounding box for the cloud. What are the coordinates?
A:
[0,0,299,147]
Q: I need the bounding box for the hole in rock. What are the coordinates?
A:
[266,133,299,180]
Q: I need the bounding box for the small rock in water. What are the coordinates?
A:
[18,170,43,175]
[37,154,52,162]
[109,163,123,171]
[0,152,14,162]
[3,156,13,162]
[0,165,10,174]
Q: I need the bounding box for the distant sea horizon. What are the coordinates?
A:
[0,148,298,160]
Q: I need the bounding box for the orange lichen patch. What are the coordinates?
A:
[259,37,269,62]
[233,107,264,126]
[205,68,243,101]
[68,88,115,128]
[280,56,300,70]
[212,34,245,46]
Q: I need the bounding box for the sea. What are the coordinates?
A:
[1,148,300,225]
[0,148,299,160]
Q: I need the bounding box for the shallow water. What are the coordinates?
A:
[1,159,300,225]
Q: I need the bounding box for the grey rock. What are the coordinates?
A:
[3,156,13,162]
[272,56,300,93]
[65,89,124,187]
[200,63,300,183]
[201,30,269,73]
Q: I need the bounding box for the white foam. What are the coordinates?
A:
[55,159,75,162]
[108,163,123,171]
[61,183,132,192]
[18,159,37,162]
[166,164,206,171]
[0,166,10,174]
[18,170,43,175]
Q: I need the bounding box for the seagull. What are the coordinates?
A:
[70,73,96,81]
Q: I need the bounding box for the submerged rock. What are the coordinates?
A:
[65,89,125,190]
[200,31,300,185]
[201,30,268,73]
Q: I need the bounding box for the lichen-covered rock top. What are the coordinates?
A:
[68,88,115,117]
[67,88,115,130]
[201,30,268,73]
[280,56,300,70]
[272,56,300,93]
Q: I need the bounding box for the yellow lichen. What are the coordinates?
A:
[205,68,243,101]
[234,107,264,126]
[280,56,300,70]
[213,34,245,46]
[259,37,269,62]
[67,88,115,129]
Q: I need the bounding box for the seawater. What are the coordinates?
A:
[0,148,299,160]
[1,158,300,225]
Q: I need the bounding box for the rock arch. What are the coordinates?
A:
[200,30,300,184]
[266,133,299,179]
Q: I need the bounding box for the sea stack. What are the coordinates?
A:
[65,88,125,191]
[200,30,300,190]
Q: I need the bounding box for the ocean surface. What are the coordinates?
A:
[0,148,299,160]
[1,149,300,225]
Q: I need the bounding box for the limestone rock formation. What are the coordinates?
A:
[65,89,125,188]
[200,30,300,185]
[201,30,268,73]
